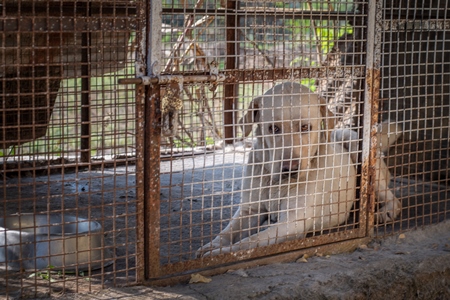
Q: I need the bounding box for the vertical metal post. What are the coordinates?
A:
[81,3,91,163]
[144,0,162,280]
[224,0,237,144]
[360,0,382,235]
[135,0,147,284]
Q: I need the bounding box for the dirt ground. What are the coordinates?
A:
[2,145,450,299]
[45,220,450,300]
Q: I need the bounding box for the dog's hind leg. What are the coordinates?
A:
[374,121,402,223]
[374,158,402,223]
[332,121,402,223]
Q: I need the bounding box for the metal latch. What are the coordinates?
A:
[118,68,225,86]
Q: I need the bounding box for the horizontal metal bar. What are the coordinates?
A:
[382,19,450,32]
[1,17,138,32]
[148,236,371,286]
[118,74,226,85]
[118,77,156,85]
[162,8,366,20]
[5,2,136,16]
[156,228,366,279]
[230,66,365,83]
[119,66,365,86]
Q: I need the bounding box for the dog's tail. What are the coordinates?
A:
[376,121,402,153]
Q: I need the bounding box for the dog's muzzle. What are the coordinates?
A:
[281,160,300,178]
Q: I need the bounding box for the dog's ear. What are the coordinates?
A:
[239,96,261,137]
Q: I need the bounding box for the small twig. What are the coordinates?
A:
[327,0,339,49]
[307,1,323,65]
[327,0,335,11]
[195,87,223,141]
[194,42,208,70]
[203,89,223,140]
[195,88,207,144]
[163,0,207,72]
[177,16,215,69]
[239,29,275,67]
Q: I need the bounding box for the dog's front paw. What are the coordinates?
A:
[196,234,234,257]
[376,199,401,223]
[196,245,232,258]
[196,242,219,258]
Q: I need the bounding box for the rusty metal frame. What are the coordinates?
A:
[80,2,92,163]
[134,0,148,285]
[360,0,382,236]
[2,0,143,295]
[141,0,163,282]
[140,0,382,284]
[223,0,238,144]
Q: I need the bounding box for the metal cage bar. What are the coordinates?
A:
[147,0,373,283]
[1,0,144,296]
[2,0,450,295]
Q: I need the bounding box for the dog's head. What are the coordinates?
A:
[241,82,332,182]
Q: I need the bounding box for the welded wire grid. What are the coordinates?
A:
[1,0,141,297]
[375,0,450,236]
[157,0,368,272]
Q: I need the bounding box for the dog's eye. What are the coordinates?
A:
[301,124,311,132]
[268,125,280,134]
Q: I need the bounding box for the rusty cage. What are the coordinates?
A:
[1,0,450,296]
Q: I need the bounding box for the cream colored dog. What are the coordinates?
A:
[197,82,401,257]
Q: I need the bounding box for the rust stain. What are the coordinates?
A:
[223,0,237,144]
[146,237,371,286]
[134,1,148,284]
[145,84,162,279]
[157,229,363,279]
[360,68,381,234]
[160,82,183,137]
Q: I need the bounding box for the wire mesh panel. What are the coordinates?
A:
[1,1,143,297]
[152,0,371,281]
[376,0,450,236]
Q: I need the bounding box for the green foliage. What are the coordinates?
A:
[29,265,57,282]
[315,22,354,54]
[301,79,317,92]
[29,265,91,282]
[205,137,215,146]
[0,146,16,158]
[173,137,196,148]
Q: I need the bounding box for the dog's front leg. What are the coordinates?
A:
[196,203,263,257]
[206,208,310,256]
[197,146,271,257]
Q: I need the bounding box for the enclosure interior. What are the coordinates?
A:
[157,0,368,273]
[1,0,142,296]
[375,0,450,235]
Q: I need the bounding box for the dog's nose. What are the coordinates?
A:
[282,160,299,173]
